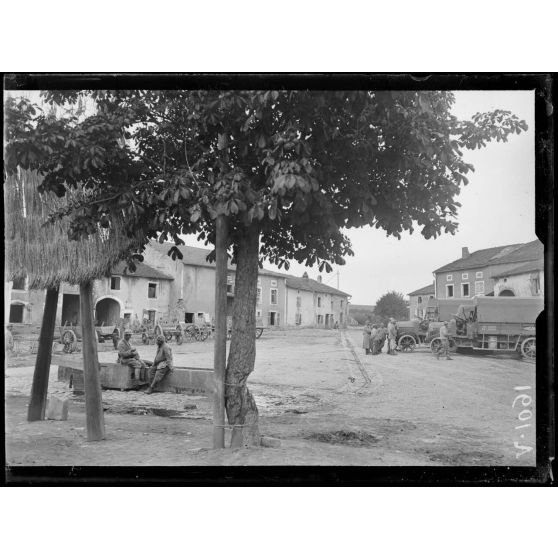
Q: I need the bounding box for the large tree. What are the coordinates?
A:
[374,291,408,322]
[4,90,527,445]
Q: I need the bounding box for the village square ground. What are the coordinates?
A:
[4,327,536,467]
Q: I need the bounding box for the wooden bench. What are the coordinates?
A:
[55,357,213,395]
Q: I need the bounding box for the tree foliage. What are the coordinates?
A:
[4,90,528,269]
[374,291,409,321]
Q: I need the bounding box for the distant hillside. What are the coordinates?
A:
[349,305,376,325]
[349,305,375,314]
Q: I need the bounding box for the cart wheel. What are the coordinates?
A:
[398,334,416,352]
[142,333,149,345]
[449,339,457,353]
[165,332,173,343]
[176,333,183,345]
[255,328,263,339]
[430,337,442,354]
[62,329,77,353]
[520,337,536,360]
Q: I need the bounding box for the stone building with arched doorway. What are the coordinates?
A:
[492,258,544,298]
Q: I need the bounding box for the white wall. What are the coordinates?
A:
[494,271,544,297]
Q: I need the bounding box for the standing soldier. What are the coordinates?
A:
[387,318,398,355]
[362,320,373,355]
[436,321,453,360]
[145,335,174,394]
[375,323,387,354]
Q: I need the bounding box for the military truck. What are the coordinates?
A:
[429,296,542,360]
[396,297,469,351]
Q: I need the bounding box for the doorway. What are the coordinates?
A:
[95,297,121,326]
[61,294,80,325]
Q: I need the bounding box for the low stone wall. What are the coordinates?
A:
[57,359,213,395]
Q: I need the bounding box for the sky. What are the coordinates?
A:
[184,90,536,304]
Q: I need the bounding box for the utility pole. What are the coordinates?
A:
[28,286,59,421]
[79,281,105,441]
[213,215,228,449]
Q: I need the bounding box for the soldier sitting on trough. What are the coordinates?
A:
[117,329,148,370]
[145,335,174,394]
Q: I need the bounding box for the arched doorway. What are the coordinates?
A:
[499,289,515,297]
[95,297,121,326]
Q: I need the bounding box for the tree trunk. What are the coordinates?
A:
[226,224,261,448]
[28,286,59,421]
[212,215,228,449]
[80,281,106,441]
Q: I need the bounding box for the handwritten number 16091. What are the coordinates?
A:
[513,386,533,459]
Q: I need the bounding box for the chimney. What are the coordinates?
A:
[317,275,322,283]
[302,272,309,279]
[462,247,470,259]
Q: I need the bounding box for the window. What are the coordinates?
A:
[446,285,454,298]
[227,275,234,294]
[475,281,485,295]
[530,273,541,295]
[418,296,423,304]
[476,271,483,279]
[317,315,324,325]
[429,295,434,300]
[317,296,321,308]
[461,283,470,297]
[270,288,278,305]
[148,282,157,299]
[270,279,277,287]
[9,303,25,323]
[447,274,453,281]
[256,309,262,318]
[12,276,26,290]
[462,273,468,280]
[340,300,344,309]
[256,287,262,305]
[110,276,121,290]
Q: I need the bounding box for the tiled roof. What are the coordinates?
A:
[284,276,350,297]
[148,241,284,277]
[407,283,435,297]
[111,261,174,280]
[492,258,544,278]
[433,241,541,273]
[490,240,543,265]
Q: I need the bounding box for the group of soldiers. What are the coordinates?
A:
[362,318,398,356]
[117,329,174,394]
[362,318,453,360]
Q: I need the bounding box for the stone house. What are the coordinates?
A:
[144,242,288,326]
[433,240,543,300]
[284,272,350,327]
[492,258,544,297]
[407,283,435,319]
[5,261,174,326]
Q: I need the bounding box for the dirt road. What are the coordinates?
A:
[4,327,536,466]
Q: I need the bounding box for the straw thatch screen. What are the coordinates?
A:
[4,170,144,289]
